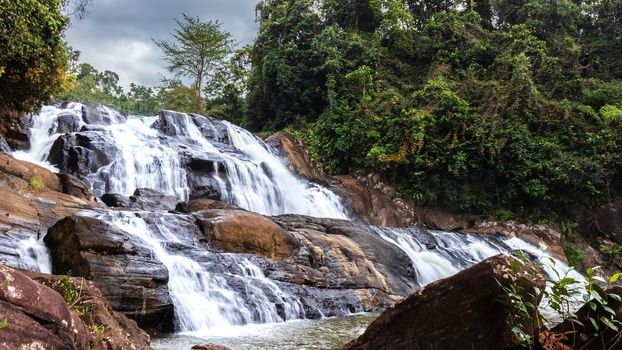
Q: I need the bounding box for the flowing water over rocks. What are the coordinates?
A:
[0,103,583,348]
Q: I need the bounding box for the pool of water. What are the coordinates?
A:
[152,313,378,350]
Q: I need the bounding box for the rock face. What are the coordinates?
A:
[195,209,299,260]
[26,271,151,350]
[0,137,10,154]
[0,265,89,350]
[129,188,179,211]
[43,204,418,331]
[0,153,96,269]
[341,254,543,350]
[44,215,174,332]
[265,131,416,227]
[0,109,31,150]
[582,199,622,245]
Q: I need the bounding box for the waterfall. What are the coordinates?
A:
[15,236,52,273]
[90,211,305,332]
[13,104,83,172]
[16,104,348,219]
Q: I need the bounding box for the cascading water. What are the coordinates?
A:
[16,104,348,218]
[15,236,52,273]
[87,210,305,332]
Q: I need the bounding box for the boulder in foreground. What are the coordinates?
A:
[341,254,543,350]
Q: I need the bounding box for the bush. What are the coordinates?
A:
[564,241,585,269]
[28,176,45,192]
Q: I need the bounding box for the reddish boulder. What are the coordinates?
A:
[0,265,89,349]
[341,254,543,350]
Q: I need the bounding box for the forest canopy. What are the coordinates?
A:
[245,0,622,220]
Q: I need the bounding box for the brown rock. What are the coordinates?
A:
[57,173,97,203]
[177,198,239,213]
[0,152,61,191]
[413,206,470,231]
[585,200,622,245]
[196,209,299,260]
[0,265,89,349]
[341,254,544,350]
[191,344,231,350]
[44,214,174,332]
[334,175,405,227]
[26,271,151,350]
[265,131,326,182]
[551,286,622,350]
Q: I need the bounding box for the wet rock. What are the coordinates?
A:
[341,254,544,350]
[101,193,131,208]
[56,111,82,133]
[195,209,299,260]
[82,103,126,125]
[57,173,96,203]
[188,176,222,200]
[469,220,566,261]
[0,264,89,349]
[192,344,231,350]
[583,199,622,245]
[190,114,230,144]
[0,109,31,150]
[130,188,179,211]
[47,131,119,177]
[153,110,190,136]
[26,271,152,350]
[265,131,326,182]
[413,206,470,231]
[550,286,622,350]
[45,215,174,332]
[0,152,61,192]
[176,198,238,213]
[271,215,418,296]
[0,135,11,154]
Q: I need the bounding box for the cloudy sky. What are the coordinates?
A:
[65,0,258,90]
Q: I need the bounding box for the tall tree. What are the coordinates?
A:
[154,14,233,114]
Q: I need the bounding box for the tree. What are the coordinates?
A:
[153,14,233,114]
[0,0,71,113]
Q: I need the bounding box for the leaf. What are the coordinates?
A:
[610,273,620,284]
[589,317,600,331]
[589,301,597,312]
[609,293,622,302]
[600,316,620,332]
[0,319,7,329]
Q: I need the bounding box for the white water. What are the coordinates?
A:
[16,236,52,273]
[17,104,348,218]
[13,104,83,172]
[90,211,304,332]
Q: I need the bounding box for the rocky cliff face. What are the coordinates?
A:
[43,194,417,331]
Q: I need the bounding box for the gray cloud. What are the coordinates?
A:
[65,0,258,89]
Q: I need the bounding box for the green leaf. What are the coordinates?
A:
[0,319,7,329]
[589,317,600,331]
[600,316,620,332]
[610,273,620,284]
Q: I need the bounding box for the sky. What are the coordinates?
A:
[65,0,259,90]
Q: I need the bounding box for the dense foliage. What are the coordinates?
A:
[0,0,71,112]
[58,62,160,115]
[246,0,622,219]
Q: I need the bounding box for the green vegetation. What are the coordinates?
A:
[245,0,622,221]
[0,319,7,329]
[28,176,45,192]
[0,0,72,113]
[563,241,585,269]
[501,256,622,348]
[58,62,160,115]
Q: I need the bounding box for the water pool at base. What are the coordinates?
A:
[152,313,378,350]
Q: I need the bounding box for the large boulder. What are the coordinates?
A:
[584,199,622,245]
[130,188,179,211]
[0,109,31,150]
[56,111,82,133]
[341,254,544,350]
[195,209,299,260]
[0,265,89,349]
[44,215,174,332]
[26,271,151,350]
[0,152,61,192]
